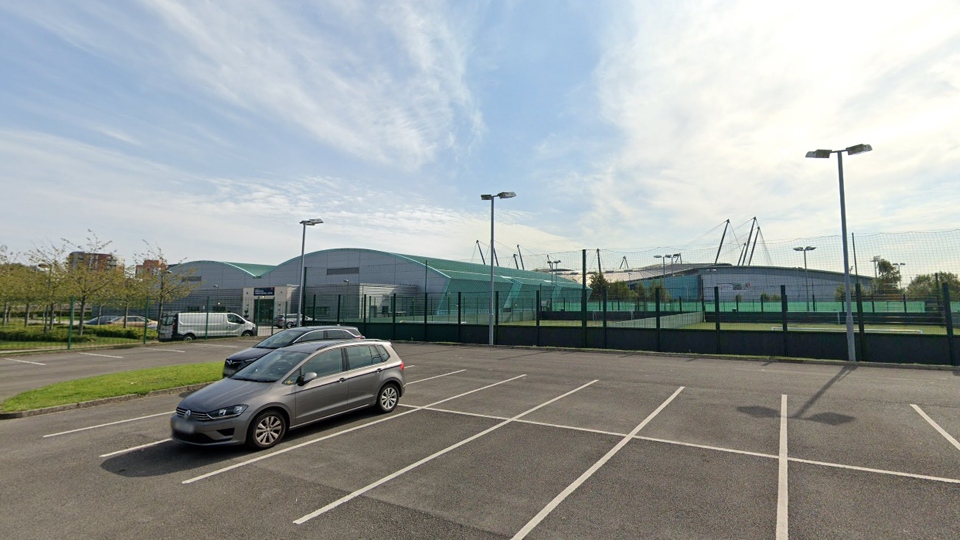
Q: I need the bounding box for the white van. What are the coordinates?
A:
[158,312,257,341]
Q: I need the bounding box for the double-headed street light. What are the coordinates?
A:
[298,218,323,327]
[806,143,872,361]
[481,191,516,346]
[793,246,816,311]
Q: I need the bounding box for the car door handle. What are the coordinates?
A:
[338,378,346,383]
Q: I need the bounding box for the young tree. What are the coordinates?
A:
[905,272,960,300]
[44,232,124,335]
[588,272,610,301]
[135,242,198,320]
[607,280,635,301]
[870,258,902,298]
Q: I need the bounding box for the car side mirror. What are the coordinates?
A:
[299,372,318,386]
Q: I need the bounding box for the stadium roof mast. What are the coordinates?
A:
[476,240,486,265]
[738,217,757,266]
[517,245,525,270]
[747,226,761,266]
[715,220,730,264]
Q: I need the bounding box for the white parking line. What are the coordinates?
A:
[777,394,789,540]
[404,403,960,487]
[194,344,241,349]
[100,438,172,458]
[790,457,960,485]
[294,379,599,525]
[45,412,173,438]
[79,352,124,359]
[3,357,46,365]
[182,374,528,485]
[405,370,465,385]
[911,404,960,452]
[511,386,684,539]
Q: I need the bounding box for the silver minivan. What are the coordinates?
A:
[171,339,405,449]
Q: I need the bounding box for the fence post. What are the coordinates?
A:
[714,286,721,354]
[143,298,149,344]
[391,294,396,340]
[536,289,541,347]
[494,291,500,346]
[424,292,429,342]
[602,288,608,349]
[656,287,662,352]
[68,297,74,350]
[780,285,788,357]
[336,295,341,325]
[943,284,955,366]
[204,296,210,339]
[855,283,866,362]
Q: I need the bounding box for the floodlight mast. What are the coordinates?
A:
[480,191,516,346]
[298,218,323,327]
[805,144,872,362]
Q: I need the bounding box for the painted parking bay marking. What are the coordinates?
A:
[512,386,684,539]
[3,357,46,365]
[182,374,527,485]
[294,379,599,525]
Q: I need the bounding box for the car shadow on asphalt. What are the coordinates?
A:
[100,408,386,478]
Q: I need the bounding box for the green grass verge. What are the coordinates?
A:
[1,362,222,413]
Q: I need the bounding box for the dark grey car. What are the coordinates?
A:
[222,325,363,377]
[172,340,405,450]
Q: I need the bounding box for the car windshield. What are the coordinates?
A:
[231,349,310,382]
[255,329,310,349]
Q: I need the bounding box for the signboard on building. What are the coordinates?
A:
[254,287,275,297]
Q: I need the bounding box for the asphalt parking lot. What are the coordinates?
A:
[1,342,959,539]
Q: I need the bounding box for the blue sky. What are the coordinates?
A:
[2,0,959,275]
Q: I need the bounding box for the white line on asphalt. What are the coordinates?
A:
[777,394,789,540]
[100,438,172,458]
[911,404,960,452]
[294,380,600,525]
[3,357,46,365]
[638,436,777,460]
[405,369,465,385]
[44,412,173,438]
[195,344,241,349]
[182,374,528,485]
[511,386,684,539]
[790,457,960,485]
[79,352,124,359]
[415,406,783,456]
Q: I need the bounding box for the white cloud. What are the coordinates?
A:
[587,0,960,248]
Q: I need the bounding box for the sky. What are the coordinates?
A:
[2,0,959,277]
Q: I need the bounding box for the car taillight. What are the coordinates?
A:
[399,361,404,370]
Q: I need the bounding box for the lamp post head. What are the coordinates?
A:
[806,145,871,158]
[481,192,517,201]
[846,143,872,155]
[805,149,833,159]
[300,218,323,226]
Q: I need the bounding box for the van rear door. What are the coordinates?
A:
[158,314,176,341]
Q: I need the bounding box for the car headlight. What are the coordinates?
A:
[207,405,247,419]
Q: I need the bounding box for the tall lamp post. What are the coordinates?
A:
[793,246,816,311]
[481,191,516,346]
[806,143,872,361]
[298,218,323,328]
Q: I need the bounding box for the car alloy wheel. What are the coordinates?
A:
[247,410,286,450]
[376,384,399,413]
